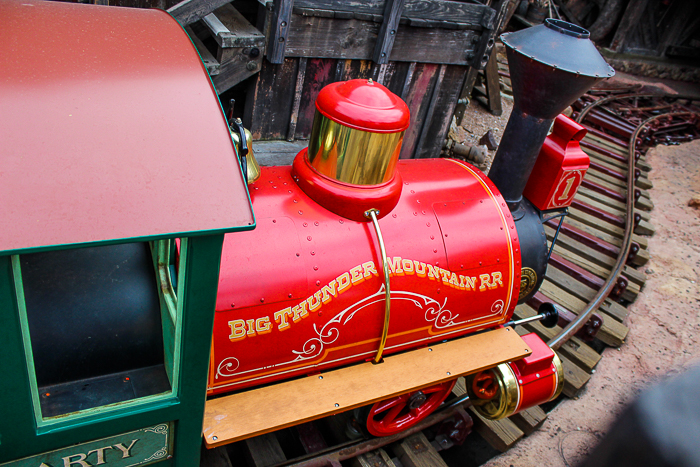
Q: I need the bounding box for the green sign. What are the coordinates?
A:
[1,423,172,467]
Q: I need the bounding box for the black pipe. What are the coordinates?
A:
[488,111,551,212]
[489,19,615,213]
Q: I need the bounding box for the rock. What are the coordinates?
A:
[479,130,499,150]
[688,194,700,208]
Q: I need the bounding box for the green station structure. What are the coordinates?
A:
[0,2,254,465]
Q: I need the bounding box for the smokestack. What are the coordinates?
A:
[488,19,614,214]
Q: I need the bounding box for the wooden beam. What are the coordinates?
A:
[468,0,507,70]
[394,432,449,467]
[287,57,307,141]
[185,26,220,76]
[453,65,479,125]
[244,433,286,467]
[167,0,232,26]
[203,327,529,447]
[400,62,416,100]
[468,408,524,453]
[452,0,509,125]
[509,406,547,436]
[610,0,651,53]
[481,49,502,116]
[293,0,489,24]
[373,0,406,64]
[284,16,479,65]
[352,449,397,467]
[414,65,467,159]
[268,0,295,64]
[376,63,389,85]
[414,64,446,159]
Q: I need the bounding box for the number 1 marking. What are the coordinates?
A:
[558,176,576,201]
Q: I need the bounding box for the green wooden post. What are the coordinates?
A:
[172,234,225,467]
[0,255,36,453]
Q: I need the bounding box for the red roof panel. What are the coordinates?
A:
[0,1,254,254]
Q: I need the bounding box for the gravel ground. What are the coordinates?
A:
[448,97,514,173]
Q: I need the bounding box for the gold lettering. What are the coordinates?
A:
[87,446,113,465]
[362,261,378,278]
[274,308,293,331]
[491,272,503,288]
[388,257,404,275]
[113,440,138,459]
[246,319,256,336]
[464,276,476,290]
[307,291,323,312]
[62,454,90,467]
[401,259,414,274]
[479,274,492,290]
[336,272,351,293]
[292,300,308,322]
[426,264,440,280]
[321,280,338,304]
[449,272,459,287]
[414,261,427,277]
[439,268,451,283]
[350,265,364,284]
[228,320,247,340]
[558,175,576,200]
[256,316,272,334]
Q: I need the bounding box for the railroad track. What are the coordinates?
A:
[201,81,700,467]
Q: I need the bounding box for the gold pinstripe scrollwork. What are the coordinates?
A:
[519,267,537,300]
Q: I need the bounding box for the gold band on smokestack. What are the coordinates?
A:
[307,78,410,187]
[308,112,404,185]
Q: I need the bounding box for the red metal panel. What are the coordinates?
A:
[210,157,519,395]
[523,115,589,211]
[316,79,410,132]
[0,1,253,253]
[512,333,559,412]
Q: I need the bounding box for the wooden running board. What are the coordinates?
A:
[203,327,530,448]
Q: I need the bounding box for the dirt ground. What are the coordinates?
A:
[448,92,514,174]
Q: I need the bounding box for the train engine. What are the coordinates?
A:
[0,3,614,465]
[204,19,614,445]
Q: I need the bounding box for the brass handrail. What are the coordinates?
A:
[365,209,391,364]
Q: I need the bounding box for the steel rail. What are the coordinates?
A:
[576,93,700,123]
[549,95,699,349]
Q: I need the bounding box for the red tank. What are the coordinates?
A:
[209,155,521,394]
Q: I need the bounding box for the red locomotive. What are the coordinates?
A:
[0,3,614,465]
[202,18,613,446]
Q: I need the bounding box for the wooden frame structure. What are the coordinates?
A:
[172,0,511,160]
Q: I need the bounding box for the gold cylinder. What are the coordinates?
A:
[466,364,520,420]
[307,111,404,186]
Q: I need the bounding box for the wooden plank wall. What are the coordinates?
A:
[245,57,467,159]
[60,0,502,160]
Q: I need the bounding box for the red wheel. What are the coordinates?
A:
[366,380,456,436]
[471,371,499,400]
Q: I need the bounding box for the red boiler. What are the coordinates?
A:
[210,155,521,395]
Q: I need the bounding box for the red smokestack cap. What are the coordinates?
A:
[315,79,410,133]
